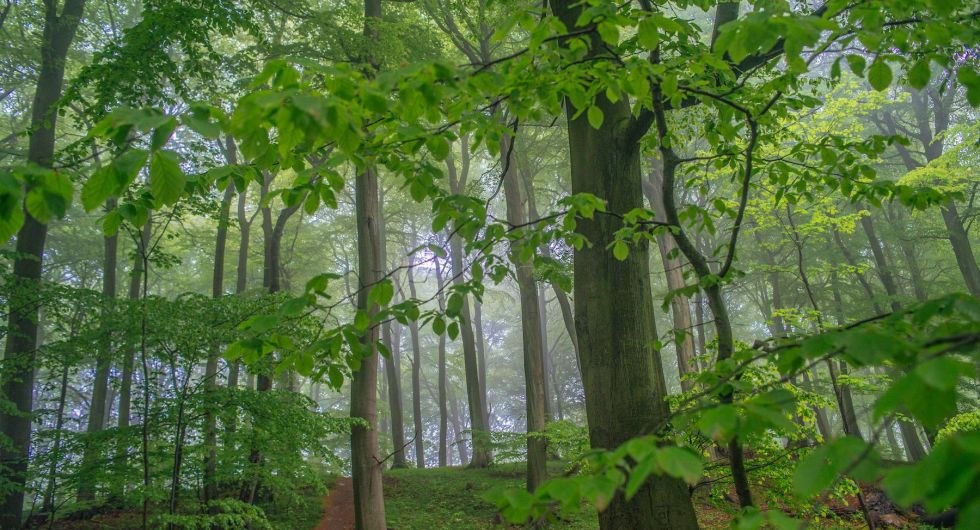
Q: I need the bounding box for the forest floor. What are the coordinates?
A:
[315,476,354,530]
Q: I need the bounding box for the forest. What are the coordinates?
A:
[0,0,978,529]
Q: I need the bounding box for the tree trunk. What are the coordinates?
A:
[551,3,700,526]
[832,230,886,314]
[861,215,903,312]
[447,382,469,466]
[407,257,426,468]
[499,130,548,491]
[118,219,151,430]
[445,147,491,467]
[204,137,237,502]
[350,163,387,528]
[643,169,697,392]
[79,197,118,502]
[940,201,980,296]
[0,1,86,524]
[379,193,406,468]
[434,257,450,467]
[473,299,490,419]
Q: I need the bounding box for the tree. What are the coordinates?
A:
[1,2,86,524]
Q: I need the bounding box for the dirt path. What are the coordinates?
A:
[313,477,355,530]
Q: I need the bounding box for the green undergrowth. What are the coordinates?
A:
[384,461,598,529]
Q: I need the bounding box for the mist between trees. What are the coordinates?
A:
[1,1,978,529]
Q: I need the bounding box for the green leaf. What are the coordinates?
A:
[625,456,657,500]
[25,171,72,222]
[82,166,116,211]
[654,447,703,485]
[698,404,737,442]
[846,55,866,76]
[587,106,604,129]
[958,67,980,107]
[868,59,893,91]
[907,59,931,90]
[426,135,450,161]
[368,279,394,307]
[151,117,178,151]
[354,310,370,332]
[149,150,186,206]
[793,437,869,498]
[432,316,446,336]
[612,241,629,261]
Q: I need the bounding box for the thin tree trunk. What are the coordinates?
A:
[43,357,71,514]
[447,383,469,466]
[643,169,697,392]
[407,254,426,468]
[203,137,236,502]
[940,201,980,296]
[473,299,489,419]
[499,130,548,490]
[861,215,903,312]
[79,197,118,502]
[118,219,151,431]
[434,257,449,468]
[0,1,86,524]
[445,146,491,468]
[379,192,406,468]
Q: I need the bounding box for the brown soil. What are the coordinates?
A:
[314,477,355,530]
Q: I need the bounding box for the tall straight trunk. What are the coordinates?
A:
[830,276,863,439]
[643,169,697,392]
[896,90,980,296]
[445,148,491,467]
[694,292,708,363]
[520,159,579,397]
[350,163,387,529]
[885,205,929,302]
[0,1,86,524]
[473,299,489,418]
[861,215,903,312]
[434,257,450,467]
[379,193,406,468]
[204,137,236,502]
[940,201,980,296]
[861,218,930,457]
[447,382,469,466]
[832,230,885,314]
[800,369,833,440]
[551,3,700,526]
[764,244,838,442]
[79,197,118,502]
[499,130,548,491]
[537,285,556,420]
[43,355,71,514]
[118,219,151,431]
[407,255,426,468]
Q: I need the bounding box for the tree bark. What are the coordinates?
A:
[0,1,86,524]
[434,257,450,467]
[350,162,387,529]
[79,196,118,502]
[379,192,406,468]
[406,255,426,468]
[550,3,700,526]
[861,215,903,312]
[643,169,697,392]
[445,147,491,467]
[499,130,548,491]
[204,136,237,502]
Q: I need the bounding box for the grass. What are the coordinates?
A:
[383,461,599,529]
